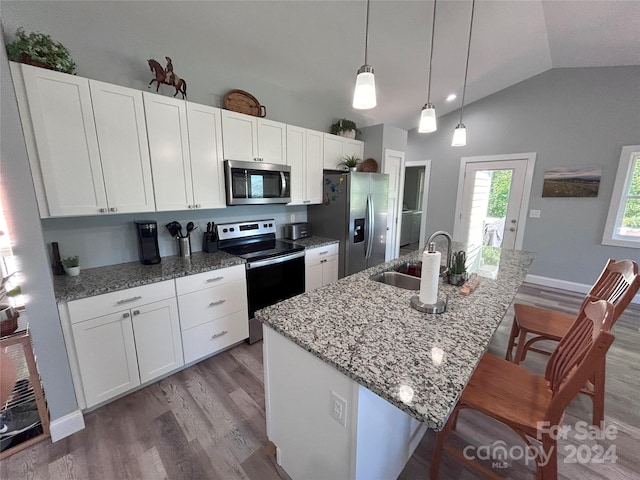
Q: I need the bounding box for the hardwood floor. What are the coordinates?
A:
[1,284,638,479]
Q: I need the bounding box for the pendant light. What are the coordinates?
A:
[353,0,376,109]
[452,0,476,147]
[418,0,438,133]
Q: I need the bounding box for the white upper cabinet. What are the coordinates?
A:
[19,64,107,217]
[143,93,194,211]
[322,133,364,171]
[287,125,323,205]
[89,80,155,214]
[186,102,226,209]
[221,110,287,164]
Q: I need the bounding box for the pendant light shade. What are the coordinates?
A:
[353,65,376,109]
[452,0,475,147]
[451,123,467,147]
[418,103,437,133]
[353,0,376,110]
[418,0,438,132]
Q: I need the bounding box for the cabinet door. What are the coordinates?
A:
[186,102,226,209]
[322,256,339,286]
[343,139,364,161]
[305,261,324,293]
[72,311,140,408]
[144,93,193,211]
[286,125,305,205]
[323,133,344,170]
[90,80,155,213]
[221,110,257,161]
[257,118,287,164]
[21,64,107,216]
[131,298,183,384]
[305,129,324,204]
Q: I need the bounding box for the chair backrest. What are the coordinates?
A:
[544,298,615,423]
[588,259,639,321]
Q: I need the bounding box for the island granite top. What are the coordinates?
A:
[256,244,534,430]
[282,236,339,249]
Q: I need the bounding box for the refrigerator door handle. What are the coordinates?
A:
[365,194,374,259]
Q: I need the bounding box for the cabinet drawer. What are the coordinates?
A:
[305,244,339,265]
[182,310,249,364]
[67,280,175,323]
[177,279,247,330]
[175,264,245,296]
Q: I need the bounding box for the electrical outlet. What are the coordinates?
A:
[330,391,347,427]
[529,209,541,218]
[290,213,296,223]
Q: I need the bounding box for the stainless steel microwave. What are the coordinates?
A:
[224,160,291,205]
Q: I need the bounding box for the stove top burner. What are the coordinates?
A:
[220,239,304,262]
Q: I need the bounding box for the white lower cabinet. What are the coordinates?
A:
[62,281,183,408]
[305,244,339,292]
[176,265,249,364]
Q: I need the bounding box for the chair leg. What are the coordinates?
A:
[513,328,529,365]
[430,406,460,479]
[505,316,520,362]
[592,359,606,427]
[538,435,558,480]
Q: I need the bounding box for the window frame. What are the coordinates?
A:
[602,145,640,248]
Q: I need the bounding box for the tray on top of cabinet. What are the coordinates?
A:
[223,89,266,117]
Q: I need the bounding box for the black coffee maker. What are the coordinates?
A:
[135,221,161,265]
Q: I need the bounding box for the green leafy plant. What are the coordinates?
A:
[330,119,357,135]
[62,256,79,268]
[450,251,467,275]
[339,154,361,169]
[6,28,76,74]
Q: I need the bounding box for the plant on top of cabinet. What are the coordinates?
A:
[6,28,76,74]
[339,154,361,171]
[330,119,358,139]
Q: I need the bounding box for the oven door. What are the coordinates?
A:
[225,160,291,205]
[245,252,305,343]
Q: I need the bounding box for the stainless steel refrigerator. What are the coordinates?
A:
[308,172,389,278]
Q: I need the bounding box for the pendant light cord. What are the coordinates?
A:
[363,0,371,65]
[459,0,476,124]
[426,0,438,102]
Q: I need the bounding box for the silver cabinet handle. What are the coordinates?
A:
[209,299,226,307]
[303,200,310,204]
[211,330,228,340]
[117,296,142,305]
[133,310,140,316]
[110,207,117,212]
[99,208,107,213]
[206,276,224,283]
[318,251,329,255]
[188,204,194,209]
[122,312,130,318]
[195,204,201,208]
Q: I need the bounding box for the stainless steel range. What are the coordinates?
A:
[217,219,305,343]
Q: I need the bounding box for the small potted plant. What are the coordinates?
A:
[448,250,467,286]
[330,119,358,139]
[5,28,76,74]
[62,256,80,277]
[339,154,361,171]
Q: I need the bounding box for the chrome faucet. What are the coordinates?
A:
[425,231,453,278]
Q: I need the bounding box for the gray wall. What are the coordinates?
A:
[360,123,408,169]
[407,66,640,284]
[0,31,78,419]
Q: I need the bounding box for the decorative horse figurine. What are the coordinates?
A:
[147,58,187,99]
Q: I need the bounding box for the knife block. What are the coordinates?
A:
[202,233,217,253]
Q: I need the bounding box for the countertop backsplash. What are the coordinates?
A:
[41,204,307,270]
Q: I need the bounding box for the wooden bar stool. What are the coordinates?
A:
[505,259,639,426]
[431,298,615,480]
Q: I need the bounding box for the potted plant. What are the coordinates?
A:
[6,28,76,74]
[339,154,361,171]
[448,250,467,286]
[62,256,80,277]
[330,119,358,139]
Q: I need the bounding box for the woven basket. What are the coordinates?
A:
[223,89,266,117]
[360,158,378,173]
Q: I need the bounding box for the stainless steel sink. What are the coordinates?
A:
[370,271,421,290]
[393,261,422,277]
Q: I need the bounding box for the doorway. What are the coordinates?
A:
[383,149,406,261]
[453,153,536,250]
[400,160,432,255]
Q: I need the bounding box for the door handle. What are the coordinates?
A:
[280,171,287,197]
[365,194,374,259]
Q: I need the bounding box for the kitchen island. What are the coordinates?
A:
[256,245,534,480]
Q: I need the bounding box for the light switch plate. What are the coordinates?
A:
[529,209,541,218]
[330,391,347,427]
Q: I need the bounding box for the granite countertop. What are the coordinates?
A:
[256,244,534,430]
[53,236,340,303]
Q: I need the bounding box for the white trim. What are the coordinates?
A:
[405,159,432,251]
[453,152,536,250]
[525,274,640,305]
[49,409,85,442]
[602,145,640,249]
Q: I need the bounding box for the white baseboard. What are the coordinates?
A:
[50,409,85,442]
[525,274,640,305]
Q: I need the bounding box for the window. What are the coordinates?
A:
[602,145,640,248]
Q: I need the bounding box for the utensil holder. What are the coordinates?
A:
[178,237,191,257]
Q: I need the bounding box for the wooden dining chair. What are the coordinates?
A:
[431,298,615,480]
[505,259,639,426]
